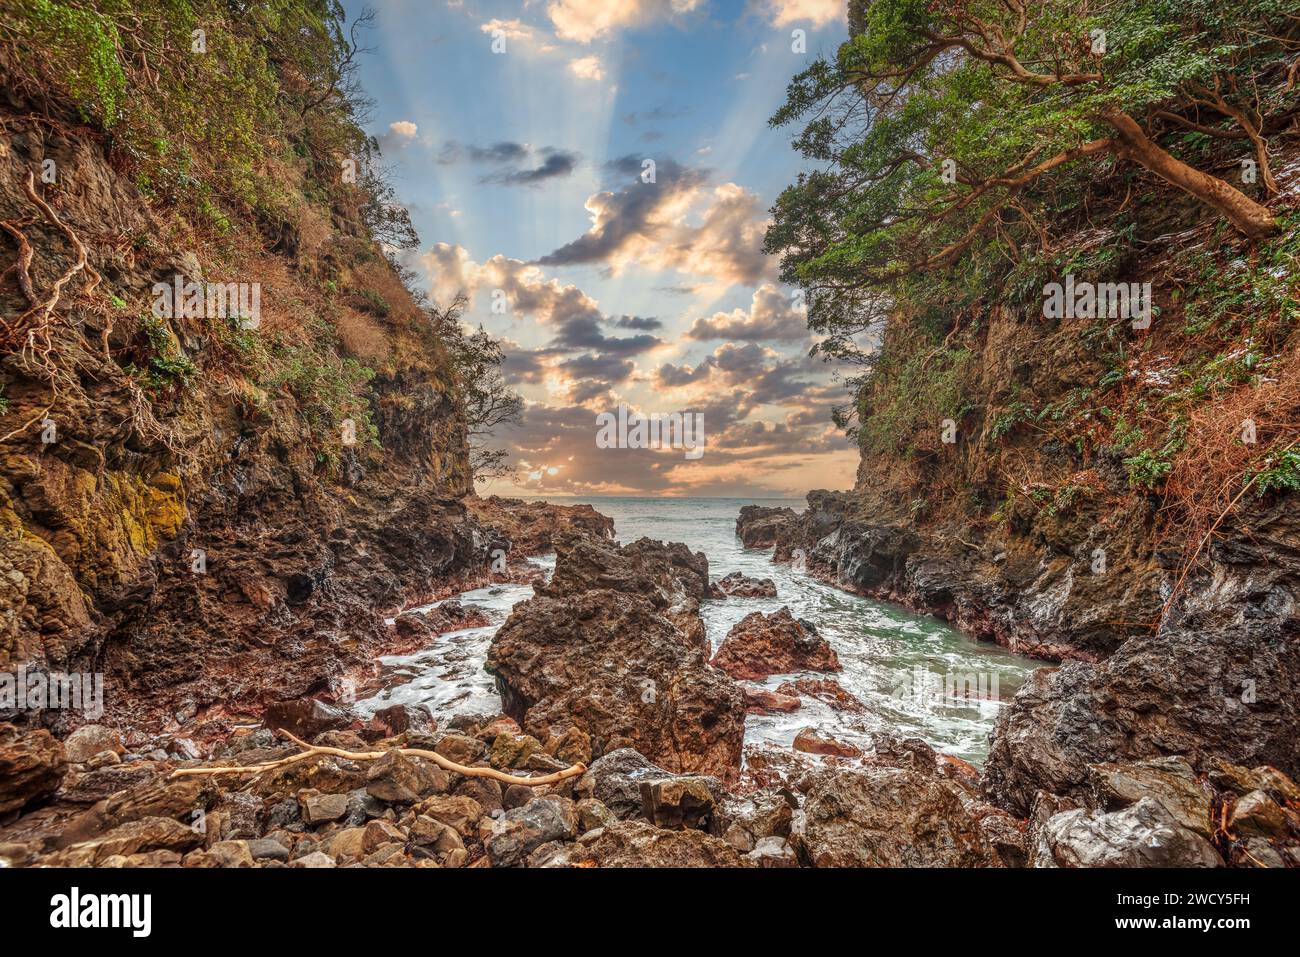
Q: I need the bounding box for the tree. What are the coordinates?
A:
[428,295,523,481]
[768,0,1299,345]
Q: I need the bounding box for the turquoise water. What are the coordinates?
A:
[359,496,1041,765]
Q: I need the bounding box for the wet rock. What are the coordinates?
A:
[485,795,579,867]
[640,778,715,831]
[985,616,1300,815]
[776,678,866,712]
[576,749,724,821]
[714,792,795,852]
[64,725,125,764]
[1232,837,1287,868]
[1034,798,1223,868]
[715,572,778,598]
[263,699,353,741]
[798,766,999,867]
[1086,756,1213,838]
[539,820,751,868]
[976,812,1029,868]
[489,590,745,778]
[712,608,840,681]
[743,687,801,714]
[1207,760,1300,805]
[793,728,861,759]
[0,723,65,815]
[369,704,435,737]
[540,534,710,604]
[736,505,797,548]
[1228,790,1287,837]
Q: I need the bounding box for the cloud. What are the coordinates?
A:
[388,120,419,140]
[686,283,808,342]
[546,0,705,44]
[760,0,843,28]
[479,148,580,186]
[537,158,774,285]
[568,55,605,81]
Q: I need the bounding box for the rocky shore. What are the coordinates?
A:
[4,510,1298,868]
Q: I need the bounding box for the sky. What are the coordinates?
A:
[343,0,859,497]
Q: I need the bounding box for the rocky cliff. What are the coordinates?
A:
[0,3,587,740]
[742,153,1300,812]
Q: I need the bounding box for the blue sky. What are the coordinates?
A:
[343,0,858,496]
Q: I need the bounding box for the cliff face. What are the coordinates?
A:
[0,12,493,734]
[757,150,1300,805]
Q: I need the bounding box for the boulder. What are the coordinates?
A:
[793,728,861,759]
[736,505,797,548]
[776,678,866,712]
[1227,790,1288,837]
[743,687,802,714]
[364,750,448,803]
[576,748,724,822]
[1086,756,1213,838]
[798,765,1000,867]
[262,699,353,741]
[488,590,745,779]
[711,608,840,681]
[0,723,66,815]
[1034,798,1223,868]
[640,777,715,831]
[537,820,751,867]
[485,795,579,867]
[715,572,778,598]
[64,725,125,763]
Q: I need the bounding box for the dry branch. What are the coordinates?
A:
[170,728,588,788]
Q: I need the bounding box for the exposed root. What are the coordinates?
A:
[170,728,588,788]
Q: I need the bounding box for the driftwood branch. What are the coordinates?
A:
[170,728,587,788]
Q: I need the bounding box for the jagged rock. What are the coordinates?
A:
[489,732,545,770]
[412,794,483,838]
[537,820,751,868]
[713,792,795,852]
[985,615,1300,814]
[793,728,861,758]
[467,496,615,554]
[299,791,349,824]
[715,572,778,597]
[736,505,797,548]
[743,687,802,714]
[539,534,710,604]
[0,723,65,815]
[1086,756,1213,838]
[64,725,125,764]
[576,798,616,833]
[1207,759,1300,804]
[576,748,725,821]
[712,608,840,681]
[640,778,715,831]
[747,836,799,867]
[263,699,353,742]
[776,678,866,712]
[362,820,407,853]
[488,591,745,778]
[485,795,578,867]
[1034,798,1223,868]
[798,765,999,867]
[46,817,203,866]
[364,750,448,804]
[1227,790,1288,837]
[433,732,485,765]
